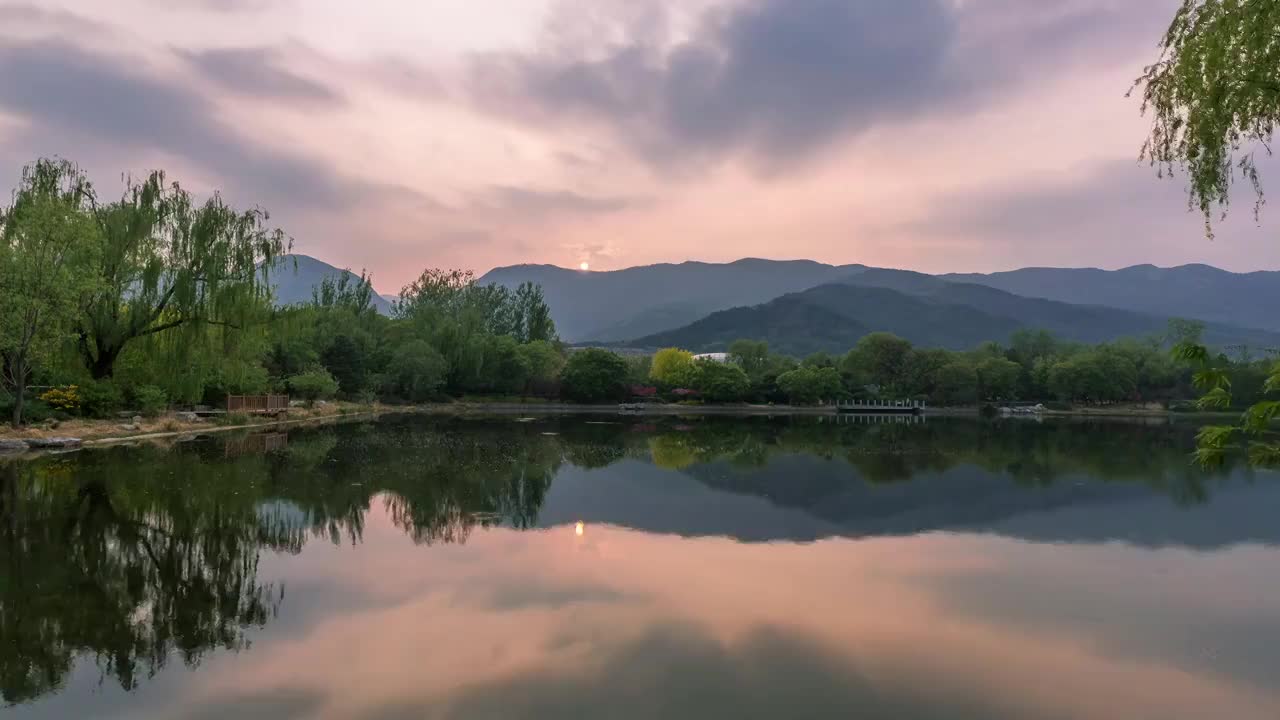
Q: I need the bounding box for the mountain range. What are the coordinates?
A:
[267,254,1280,353]
[628,273,1280,355]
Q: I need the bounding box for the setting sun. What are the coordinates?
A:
[579,262,590,271]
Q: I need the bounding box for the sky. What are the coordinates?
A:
[2,0,1279,294]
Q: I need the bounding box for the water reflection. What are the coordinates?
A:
[2,415,1278,719]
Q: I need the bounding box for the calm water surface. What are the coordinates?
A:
[2,414,1279,719]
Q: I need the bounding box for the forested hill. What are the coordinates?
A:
[623,280,1280,355]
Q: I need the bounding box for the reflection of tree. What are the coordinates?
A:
[627,416,1235,502]
[0,420,562,705]
[0,414,1241,706]
[0,455,283,705]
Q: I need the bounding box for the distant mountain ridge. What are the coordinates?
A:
[481,258,1280,345]
[942,263,1280,332]
[265,254,394,315]
[480,259,865,342]
[623,272,1280,355]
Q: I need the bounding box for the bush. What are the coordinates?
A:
[38,385,81,413]
[0,398,59,425]
[287,369,339,406]
[133,385,169,418]
[78,380,124,418]
[213,412,251,427]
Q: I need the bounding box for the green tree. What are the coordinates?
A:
[384,340,447,402]
[934,361,978,405]
[0,159,100,427]
[693,361,750,402]
[513,282,557,342]
[321,334,370,396]
[1133,0,1280,233]
[561,349,628,403]
[287,368,339,406]
[650,347,698,387]
[728,339,769,376]
[975,357,1021,401]
[76,169,288,379]
[515,340,564,397]
[777,366,842,405]
[845,332,913,392]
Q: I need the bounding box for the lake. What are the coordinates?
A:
[2,413,1279,719]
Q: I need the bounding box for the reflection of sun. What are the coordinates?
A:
[575,521,585,536]
[579,262,590,271]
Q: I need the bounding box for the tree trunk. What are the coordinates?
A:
[89,345,119,380]
[11,375,24,429]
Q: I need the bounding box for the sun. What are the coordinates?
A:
[579,261,590,271]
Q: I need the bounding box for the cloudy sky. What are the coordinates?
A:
[1,0,1277,293]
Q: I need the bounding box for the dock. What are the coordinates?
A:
[835,399,925,415]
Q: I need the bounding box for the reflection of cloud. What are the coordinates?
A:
[169,512,1280,720]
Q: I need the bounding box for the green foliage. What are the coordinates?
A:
[0,158,102,426]
[561,349,627,403]
[320,334,370,396]
[74,165,288,380]
[384,340,447,402]
[650,347,697,387]
[77,380,124,419]
[287,369,339,405]
[975,357,1021,401]
[132,385,168,418]
[728,339,769,375]
[515,340,564,397]
[1133,0,1280,234]
[777,366,842,405]
[843,332,914,393]
[934,361,979,405]
[692,361,751,402]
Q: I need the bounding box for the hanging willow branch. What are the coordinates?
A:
[1132,0,1280,236]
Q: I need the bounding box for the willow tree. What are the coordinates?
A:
[76,170,289,379]
[0,159,100,427]
[1133,0,1280,231]
[1134,1,1280,463]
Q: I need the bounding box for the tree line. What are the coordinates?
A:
[0,159,569,427]
[626,321,1274,408]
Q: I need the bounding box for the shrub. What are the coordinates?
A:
[78,380,124,418]
[1,398,59,425]
[39,385,81,413]
[287,369,339,406]
[133,385,169,418]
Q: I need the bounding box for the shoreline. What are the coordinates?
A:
[0,401,1233,457]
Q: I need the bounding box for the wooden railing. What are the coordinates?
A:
[226,395,290,414]
[835,399,926,414]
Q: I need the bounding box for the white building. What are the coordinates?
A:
[693,352,730,363]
